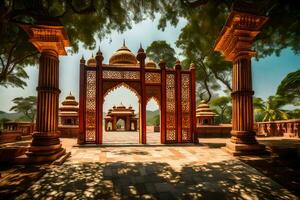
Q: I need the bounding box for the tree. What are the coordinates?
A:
[176,2,232,102]
[0,118,10,130]
[1,0,300,90]
[0,0,165,88]
[210,96,231,123]
[146,40,176,68]
[10,96,37,122]
[253,96,289,122]
[276,69,300,106]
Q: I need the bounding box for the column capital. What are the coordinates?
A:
[214,11,268,62]
[20,24,70,55]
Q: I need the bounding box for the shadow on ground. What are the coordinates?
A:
[15,160,296,200]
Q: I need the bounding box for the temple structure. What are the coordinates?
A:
[214,11,268,155]
[104,104,138,131]
[59,92,79,126]
[20,20,69,162]
[196,100,218,126]
[79,41,196,144]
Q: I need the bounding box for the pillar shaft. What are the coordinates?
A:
[231,56,257,144]
[32,50,61,146]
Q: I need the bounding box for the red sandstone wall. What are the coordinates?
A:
[195,124,232,138]
[58,126,79,138]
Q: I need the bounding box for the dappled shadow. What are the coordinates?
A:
[111,150,150,156]
[239,155,300,197]
[15,160,297,199]
[0,164,47,200]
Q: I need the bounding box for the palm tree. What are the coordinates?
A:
[10,96,37,122]
[254,96,288,122]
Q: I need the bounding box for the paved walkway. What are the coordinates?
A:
[16,137,298,200]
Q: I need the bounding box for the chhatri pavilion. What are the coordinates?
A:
[196,100,218,126]
[104,104,138,131]
[59,92,79,126]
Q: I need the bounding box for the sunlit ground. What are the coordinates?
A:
[3,136,296,200]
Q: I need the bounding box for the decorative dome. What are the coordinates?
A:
[61,92,79,107]
[87,54,96,67]
[196,100,218,117]
[145,60,157,69]
[109,41,138,65]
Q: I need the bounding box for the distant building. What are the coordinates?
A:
[196,100,218,126]
[59,92,79,126]
[104,103,138,131]
[58,92,79,137]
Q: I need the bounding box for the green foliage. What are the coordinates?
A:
[10,96,37,122]
[176,2,232,102]
[146,40,176,68]
[146,110,160,126]
[0,117,10,130]
[276,69,300,106]
[210,96,231,123]
[253,96,289,122]
[287,109,300,119]
[1,0,300,91]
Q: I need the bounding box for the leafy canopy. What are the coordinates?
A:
[10,96,37,122]
[276,69,300,106]
[146,40,176,68]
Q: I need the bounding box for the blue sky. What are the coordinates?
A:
[0,16,299,113]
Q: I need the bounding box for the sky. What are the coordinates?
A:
[0,15,299,113]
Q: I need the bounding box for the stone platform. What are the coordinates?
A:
[13,136,298,200]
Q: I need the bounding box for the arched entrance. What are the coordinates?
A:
[78,42,196,144]
[146,97,161,144]
[103,84,140,144]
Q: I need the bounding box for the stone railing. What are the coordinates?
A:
[255,119,300,138]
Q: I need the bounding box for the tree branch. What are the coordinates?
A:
[9,51,39,74]
[182,0,209,7]
[66,0,96,14]
[211,69,232,91]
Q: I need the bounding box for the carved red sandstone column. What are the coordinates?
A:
[159,60,166,144]
[96,48,104,144]
[190,64,197,143]
[137,45,146,144]
[214,11,268,155]
[78,56,86,144]
[21,23,69,162]
[175,60,182,143]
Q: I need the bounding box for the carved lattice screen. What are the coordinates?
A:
[166,73,177,142]
[181,74,192,142]
[85,71,97,143]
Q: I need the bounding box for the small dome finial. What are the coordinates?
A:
[97,46,102,54]
[140,42,142,49]
[123,39,126,47]
[92,53,94,58]
[81,54,85,60]
[69,91,72,96]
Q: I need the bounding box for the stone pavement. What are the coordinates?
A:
[16,137,298,200]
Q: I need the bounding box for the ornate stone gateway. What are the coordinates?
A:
[78,43,196,144]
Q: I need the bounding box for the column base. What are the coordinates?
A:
[15,147,66,164]
[223,141,268,156]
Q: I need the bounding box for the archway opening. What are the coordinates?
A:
[146,97,161,144]
[103,84,140,144]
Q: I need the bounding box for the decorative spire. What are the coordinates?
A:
[97,46,102,55]
[91,53,94,58]
[123,39,126,47]
[159,59,166,69]
[190,63,195,70]
[80,54,85,64]
[175,59,181,70]
[69,91,72,96]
